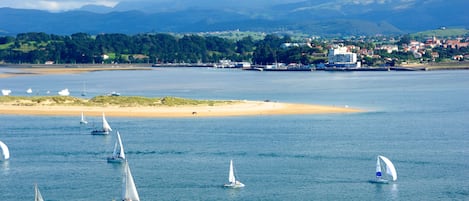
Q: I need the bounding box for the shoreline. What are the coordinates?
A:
[1,62,469,79]
[0,101,363,118]
[0,64,153,78]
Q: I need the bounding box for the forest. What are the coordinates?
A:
[1,32,467,66]
[0,32,325,65]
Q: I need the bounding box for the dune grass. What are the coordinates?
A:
[0,95,234,107]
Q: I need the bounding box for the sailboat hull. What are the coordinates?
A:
[224,182,245,188]
[369,179,390,184]
[107,156,125,163]
[91,130,110,135]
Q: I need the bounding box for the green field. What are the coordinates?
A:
[411,28,469,38]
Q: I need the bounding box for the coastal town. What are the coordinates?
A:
[1,29,468,72]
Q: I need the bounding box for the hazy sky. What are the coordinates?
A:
[0,0,417,12]
[0,0,118,11]
[0,0,305,12]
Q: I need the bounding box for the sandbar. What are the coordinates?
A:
[0,65,152,78]
[0,101,362,118]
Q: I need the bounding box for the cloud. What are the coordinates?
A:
[0,0,118,12]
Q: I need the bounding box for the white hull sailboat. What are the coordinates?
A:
[122,161,140,201]
[224,159,245,188]
[80,112,88,125]
[1,89,11,96]
[34,184,44,201]
[58,88,70,96]
[372,155,397,184]
[91,112,112,135]
[0,140,10,160]
[107,131,126,163]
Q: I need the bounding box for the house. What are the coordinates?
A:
[376,45,398,53]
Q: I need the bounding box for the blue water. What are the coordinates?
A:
[0,68,468,200]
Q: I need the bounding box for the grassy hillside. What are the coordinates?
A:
[411,28,469,38]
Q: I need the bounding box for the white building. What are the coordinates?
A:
[327,46,360,67]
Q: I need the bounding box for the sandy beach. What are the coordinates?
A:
[0,65,363,117]
[0,101,362,118]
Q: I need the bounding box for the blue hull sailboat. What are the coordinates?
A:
[107,131,126,163]
[372,155,397,184]
[91,112,112,135]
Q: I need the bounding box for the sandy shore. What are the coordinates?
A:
[0,65,362,117]
[0,101,362,118]
[0,65,152,78]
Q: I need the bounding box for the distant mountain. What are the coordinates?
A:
[0,0,467,36]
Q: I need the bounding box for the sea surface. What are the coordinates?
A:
[0,67,468,201]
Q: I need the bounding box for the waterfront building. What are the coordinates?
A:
[327,46,360,68]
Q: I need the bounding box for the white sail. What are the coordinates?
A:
[117,131,125,159]
[122,162,140,201]
[228,160,236,183]
[35,184,44,201]
[378,155,397,181]
[224,159,244,188]
[0,141,10,160]
[102,113,112,132]
[112,141,119,157]
[80,112,88,124]
[376,156,382,177]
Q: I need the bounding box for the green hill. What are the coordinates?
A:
[411,28,469,38]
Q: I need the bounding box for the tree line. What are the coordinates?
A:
[0,32,325,65]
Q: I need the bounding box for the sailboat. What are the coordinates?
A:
[224,159,245,188]
[80,112,88,125]
[34,184,44,201]
[0,140,10,160]
[1,89,11,96]
[91,112,112,135]
[373,155,397,183]
[81,81,87,96]
[122,161,140,201]
[107,131,126,163]
[58,88,70,96]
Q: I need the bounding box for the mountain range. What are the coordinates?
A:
[1,0,468,36]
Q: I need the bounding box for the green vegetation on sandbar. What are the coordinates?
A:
[0,96,235,107]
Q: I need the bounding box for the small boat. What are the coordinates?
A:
[1,89,11,96]
[26,88,33,94]
[122,161,140,201]
[81,81,87,96]
[372,155,397,183]
[34,184,44,201]
[107,131,126,163]
[91,112,112,135]
[80,112,88,125]
[110,91,121,96]
[58,88,70,96]
[0,141,10,160]
[224,159,245,188]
